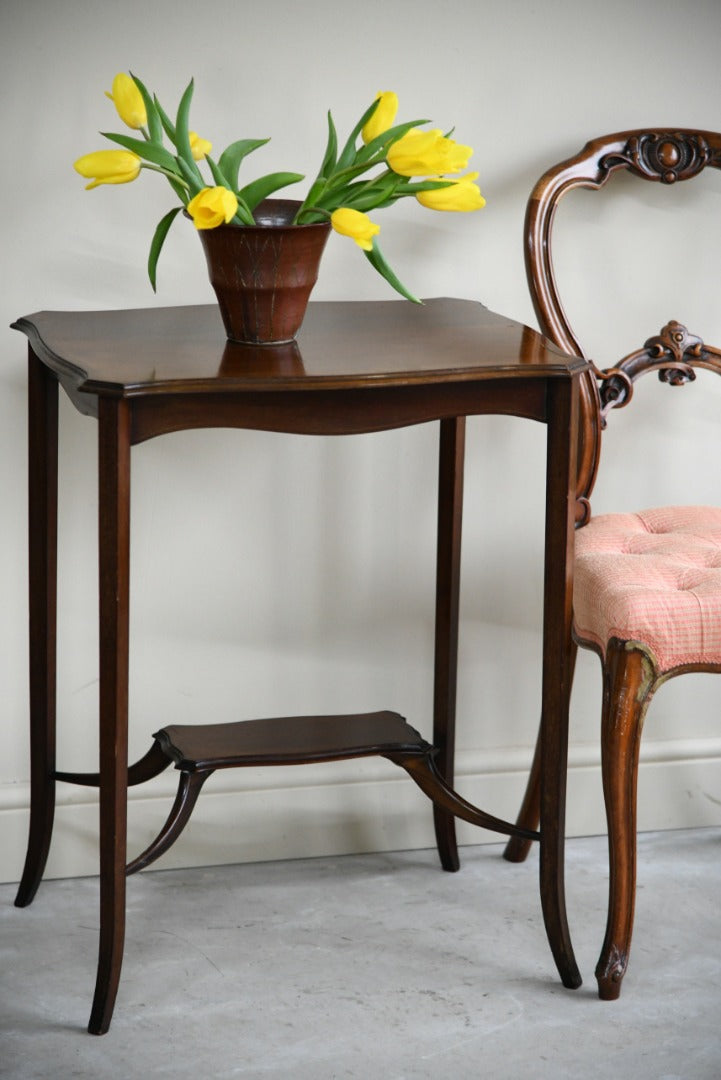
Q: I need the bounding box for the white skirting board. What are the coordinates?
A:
[1,738,720,884]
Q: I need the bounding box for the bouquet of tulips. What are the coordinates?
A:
[74,73,485,303]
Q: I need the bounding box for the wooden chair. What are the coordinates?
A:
[503,129,721,998]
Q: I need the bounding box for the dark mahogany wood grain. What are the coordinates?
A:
[523,128,721,524]
[538,377,581,988]
[14,354,58,908]
[509,127,721,1000]
[12,299,583,395]
[12,297,586,1031]
[124,710,541,879]
[90,395,132,1035]
[433,417,465,873]
[156,711,431,770]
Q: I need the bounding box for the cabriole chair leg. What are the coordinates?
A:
[595,641,656,1000]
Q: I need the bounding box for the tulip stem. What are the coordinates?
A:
[294,206,331,225]
[142,163,191,192]
[293,155,385,223]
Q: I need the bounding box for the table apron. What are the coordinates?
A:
[125,379,553,443]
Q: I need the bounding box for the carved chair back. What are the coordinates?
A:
[524,129,721,524]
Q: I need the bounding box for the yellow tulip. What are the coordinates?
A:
[387,128,473,177]
[187,186,238,229]
[416,172,486,212]
[330,208,380,251]
[189,131,212,161]
[361,92,399,145]
[74,149,142,189]
[105,73,147,130]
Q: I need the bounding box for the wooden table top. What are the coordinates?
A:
[12,298,586,399]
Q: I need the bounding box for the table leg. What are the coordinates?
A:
[433,417,465,872]
[539,377,582,989]
[88,397,131,1035]
[503,640,577,864]
[15,351,58,908]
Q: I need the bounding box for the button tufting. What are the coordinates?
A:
[574,506,721,670]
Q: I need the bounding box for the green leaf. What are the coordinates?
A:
[130,73,162,143]
[202,156,254,223]
[319,111,338,177]
[291,175,330,223]
[337,191,394,213]
[176,155,203,196]
[154,96,176,142]
[300,176,328,205]
[210,161,253,222]
[174,78,204,185]
[239,171,304,212]
[335,98,380,172]
[394,178,455,193]
[205,154,231,188]
[217,138,270,191]
[147,206,182,291]
[101,130,180,173]
[317,173,402,213]
[315,160,383,198]
[355,118,429,165]
[167,175,190,203]
[368,196,398,210]
[293,208,328,224]
[364,242,422,304]
[230,206,256,226]
[175,77,194,152]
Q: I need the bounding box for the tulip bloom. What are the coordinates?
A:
[361,92,399,145]
[330,208,380,251]
[106,72,147,130]
[387,128,473,177]
[187,186,238,229]
[189,131,212,161]
[74,149,142,189]
[417,172,486,212]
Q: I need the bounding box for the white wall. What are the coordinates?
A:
[3,0,721,883]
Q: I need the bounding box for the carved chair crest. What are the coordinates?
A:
[524,128,721,524]
[599,132,715,185]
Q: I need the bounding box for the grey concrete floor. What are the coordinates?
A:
[2,829,720,1079]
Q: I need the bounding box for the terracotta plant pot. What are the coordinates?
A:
[196,199,331,344]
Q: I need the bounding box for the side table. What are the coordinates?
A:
[11,298,587,1033]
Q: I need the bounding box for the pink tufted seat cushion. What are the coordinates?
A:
[573,505,721,672]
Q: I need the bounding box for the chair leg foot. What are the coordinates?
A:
[597,974,624,1000]
[596,943,628,999]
